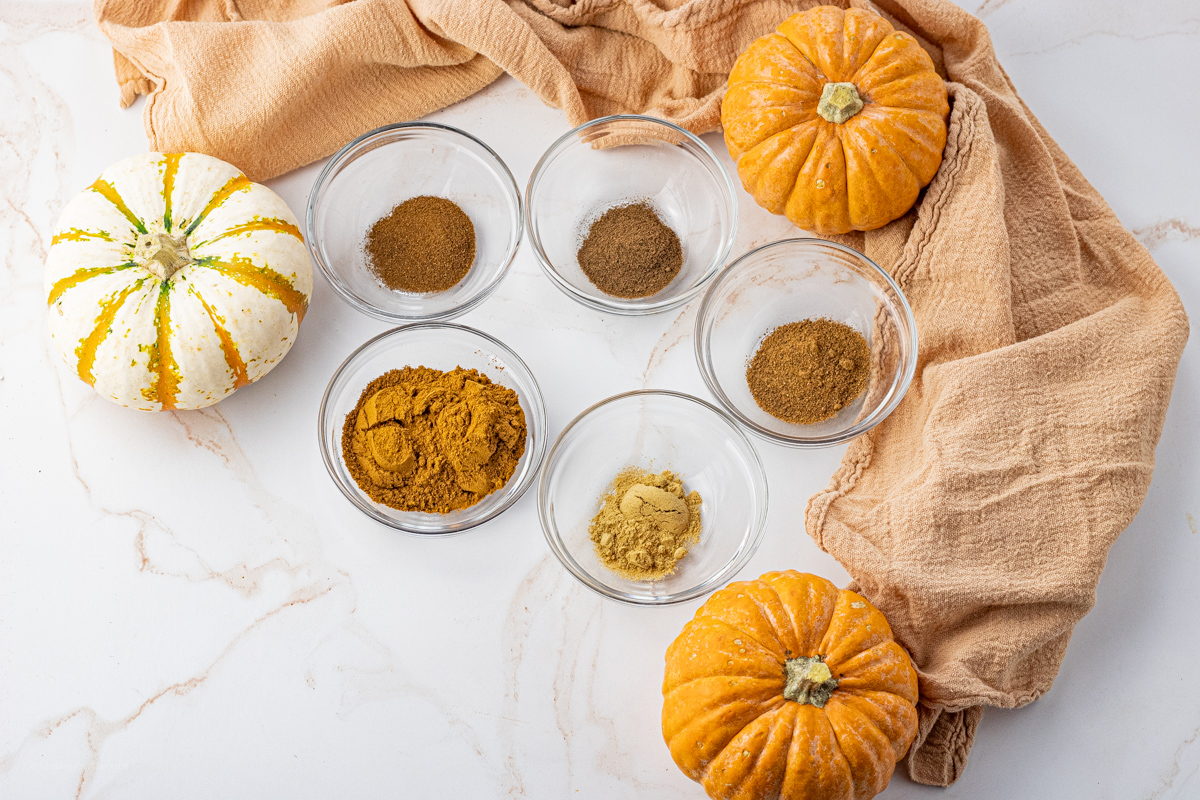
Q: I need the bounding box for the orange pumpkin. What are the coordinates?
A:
[721,6,949,235]
[662,571,919,800]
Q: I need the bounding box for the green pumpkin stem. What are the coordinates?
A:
[783,655,839,708]
[817,82,865,124]
[134,231,192,281]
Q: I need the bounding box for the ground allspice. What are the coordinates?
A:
[365,195,476,293]
[341,366,526,513]
[589,467,702,581]
[747,318,870,425]
[576,202,683,298]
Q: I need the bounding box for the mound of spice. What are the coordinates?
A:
[747,318,870,424]
[365,195,476,293]
[589,467,702,580]
[576,202,683,298]
[341,366,526,513]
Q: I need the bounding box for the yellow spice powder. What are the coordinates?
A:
[589,466,702,580]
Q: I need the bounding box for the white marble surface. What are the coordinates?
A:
[1,1,1198,797]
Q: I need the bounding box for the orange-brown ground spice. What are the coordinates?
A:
[342,366,526,512]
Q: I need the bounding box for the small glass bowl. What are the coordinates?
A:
[306,122,522,323]
[318,323,546,535]
[695,238,918,448]
[525,115,738,315]
[539,391,767,605]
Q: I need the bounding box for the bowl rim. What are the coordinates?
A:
[524,114,738,317]
[318,321,548,536]
[537,389,769,606]
[694,237,919,449]
[306,121,524,324]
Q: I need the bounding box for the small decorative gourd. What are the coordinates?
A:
[663,571,919,800]
[45,153,312,410]
[722,6,950,234]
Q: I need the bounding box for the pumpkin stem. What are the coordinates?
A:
[783,655,839,708]
[134,231,192,281]
[817,82,864,124]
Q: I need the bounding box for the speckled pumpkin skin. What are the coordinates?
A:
[722,6,949,235]
[45,152,312,411]
[662,571,920,800]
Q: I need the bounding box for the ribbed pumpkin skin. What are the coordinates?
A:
[662,571,919,800]
[721,6,949,235]
[45,152,311,411]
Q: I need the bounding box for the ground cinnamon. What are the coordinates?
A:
[365,195,475,293]
[747,318,870,424]
[576,202,682,298]
[341,366,526,513]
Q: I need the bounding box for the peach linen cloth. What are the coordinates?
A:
[96,0,1189,786]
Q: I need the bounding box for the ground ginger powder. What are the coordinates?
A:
[589,467,702,580]
[341,366,526,513]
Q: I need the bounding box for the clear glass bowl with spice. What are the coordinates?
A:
[307,122,523,322]
[539,391,768,605]
[525,115,738,315]
[695,238,918,448]
[319,323,547,535]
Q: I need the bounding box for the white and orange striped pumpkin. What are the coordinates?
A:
[45,152,312,411]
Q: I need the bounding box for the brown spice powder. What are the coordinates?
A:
[341,366,526,513]
[576,202,683,298]
[365,195,476,293]
[589,467,702,581]
[747,318,870,424]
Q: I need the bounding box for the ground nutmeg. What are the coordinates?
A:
[366,195,476,293]
[747,318,870,425]
[576,202,683,298]
[342,366,526,513]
